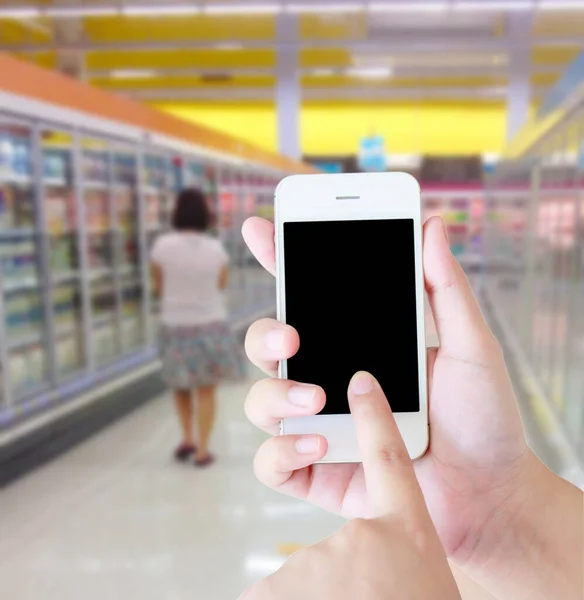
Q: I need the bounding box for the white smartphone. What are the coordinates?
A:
[275,172,428,463]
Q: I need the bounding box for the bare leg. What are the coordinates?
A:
[174,389,194,446]
[195,385,216,460]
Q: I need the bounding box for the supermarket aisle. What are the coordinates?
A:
[0,306,437,600]
[0,369,344,600]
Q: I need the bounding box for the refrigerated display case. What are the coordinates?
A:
[0,113,286,434]
[485,105,584,478]
[421,186,485,269]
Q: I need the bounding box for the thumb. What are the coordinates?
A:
[348,371,427,520]
[423,217,495,358]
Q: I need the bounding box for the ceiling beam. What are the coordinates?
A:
[3,35,584,54]
[88,64,562,79]
[117,84,547,102]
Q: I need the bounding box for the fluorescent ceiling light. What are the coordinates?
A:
[122,5,200,16]
[310,68,337,76]
[453,1,532,10]
[214,42,246,50]
[286,3,363,13]
[46,6,119,18]
[0,8,41,18]
[347,66,393,78]
[110,69,158,79]
[369,2,448,12]
[539,0,584,8]
[203,3,282,14]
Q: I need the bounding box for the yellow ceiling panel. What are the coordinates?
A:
[302,75,507,88]
[533,11,584,36]
[86,48,352,71]
[95,75,274,90]
[299,14,367,40]
[83,15,275,43]
[86,49,276,70]
[0,18,52,44]
[531,72,560,86]
[32,52,57,69]
[299,48,352,68]
[531,47,581,65]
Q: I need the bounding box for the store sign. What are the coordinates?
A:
[358,135,387,172]
[313,160,342,174]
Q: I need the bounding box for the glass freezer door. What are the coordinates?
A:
[112,148,146,354]
[41,129,88,380]
[0,119,51,404]
[80,138,120,367]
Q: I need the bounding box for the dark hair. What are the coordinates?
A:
[171,188,211,231]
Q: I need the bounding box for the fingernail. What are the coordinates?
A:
[295,436,321,454]
[288,385,317,407]
[264,329,286,351]
[350,372,374,395]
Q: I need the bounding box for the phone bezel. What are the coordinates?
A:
[275,172,428,463]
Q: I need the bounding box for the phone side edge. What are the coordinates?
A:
[274,179,287,436]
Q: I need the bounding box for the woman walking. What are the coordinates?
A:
[151,188,242,467]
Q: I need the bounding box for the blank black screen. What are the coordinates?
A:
[284,219,420,414]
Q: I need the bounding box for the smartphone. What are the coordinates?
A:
[275,172,428,463]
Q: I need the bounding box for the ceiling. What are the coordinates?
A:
[0,1,583,103]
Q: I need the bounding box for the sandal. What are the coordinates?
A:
[174,443,196,461]
[194,454,216,468]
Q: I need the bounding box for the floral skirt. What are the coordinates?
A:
[158,321,245,390]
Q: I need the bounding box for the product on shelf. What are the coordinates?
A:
[82,149,109,184]
[42,147,69,185]
[56,334,81,375]
[113,152,137,186]
[85,190,110,232]
[0,184,35,229]
[422,192,485,261]
[0,128,32,181]
[46,188,77,235]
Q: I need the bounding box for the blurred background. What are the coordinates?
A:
[0,1,583,598]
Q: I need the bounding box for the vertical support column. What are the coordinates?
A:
[276,14,301,160]
[506,13,532,142]
[52,1,86,81]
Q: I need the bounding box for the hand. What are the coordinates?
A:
[241,372,462,600]
[242,216,530,565]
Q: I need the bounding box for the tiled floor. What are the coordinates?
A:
[1,367,502,600]
[0,370,345,600]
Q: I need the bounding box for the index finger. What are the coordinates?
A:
[242,217,276,276]
[348,371,426,520]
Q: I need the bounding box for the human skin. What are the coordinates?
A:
[241,215,584,600]
[240,371,462,600]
